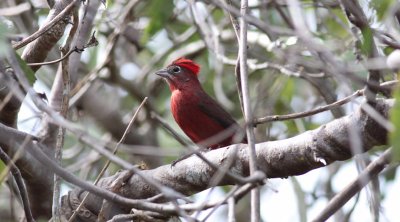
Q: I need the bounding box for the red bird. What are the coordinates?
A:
[156,58,247,149]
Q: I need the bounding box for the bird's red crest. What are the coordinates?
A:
[171,58,200,75]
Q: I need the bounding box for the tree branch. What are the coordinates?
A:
[254,80,398,125]
[338,0,381,104]
[0,146,35,222]
[0,98,392,220]
[12,0,78,51]
[60,99,392,220]
[312,148,393,222]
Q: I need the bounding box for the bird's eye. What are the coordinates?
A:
[172,66,181,73]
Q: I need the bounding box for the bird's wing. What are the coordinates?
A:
[196,91,240,129]
[197,93,248,143]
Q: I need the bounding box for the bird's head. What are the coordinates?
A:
[155,58,201,91]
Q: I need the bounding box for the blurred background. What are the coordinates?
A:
[0,0,398,221]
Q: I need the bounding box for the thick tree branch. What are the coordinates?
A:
[12,0,78,51]
[0,98,392,220]
[21,0,77,72]
[60,99,392,220]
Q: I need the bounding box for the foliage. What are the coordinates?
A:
[390,80,400,161]
[0,0,398,221]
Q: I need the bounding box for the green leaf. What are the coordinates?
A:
[0,159,5,185]
[383,47,395,56]
[390,80,400,162]
[281,77,294,103]
[16,53,36,84]
[105,0,115,8]
[370,0,394,21]
[142,0,174,42]
[360,28,373,57]
[383,167,397,182]
[325,9,350,39]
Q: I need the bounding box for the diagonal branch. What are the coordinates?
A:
[254,80,398,125]
[12,0,78,51]
[0,146,35,222]
[57,99,392,220]
[338,0,381,103]
[0,96,393,220]
[312,148,394,222]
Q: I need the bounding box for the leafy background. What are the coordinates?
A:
[0,0,399,221]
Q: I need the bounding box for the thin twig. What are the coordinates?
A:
[0,2,30,16]
[238,0,260,221]
[0,96,392,216]
[207,0,279,39]
[273,1,294,29]
[0,92,13,112]
[8,43,181,215]
[312,149,393,222]
[52,9,79,221]
[0,146,35,222]
[26,46,84,67]
[107,210,165,222]
[151,112,192,147]
[198,186,240,221]
[198,173,265,222]
[23,131,261,215]
[228,197,236,222]
[69,22,123,106]
[152,113,251,185]
[68,97,148,222]
[6,42,191,215]
[254,90,364,125]
[338,0,381,104]
[27,140,173,213]
[193,146,250,221]
[12,0,79,50]
[225,0,245,114]
[226,0,240,40]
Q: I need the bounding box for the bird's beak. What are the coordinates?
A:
[155,68,171,79]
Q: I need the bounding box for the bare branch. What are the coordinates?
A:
[12,0,78,51]
[0,3,31,16]
[312,149,393,222]
[68,97,148,222]
[59,99,392,219]
[0,146,35,222]
[238,0,260,221]
[254,80,398,125]
[338,0,381,103]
